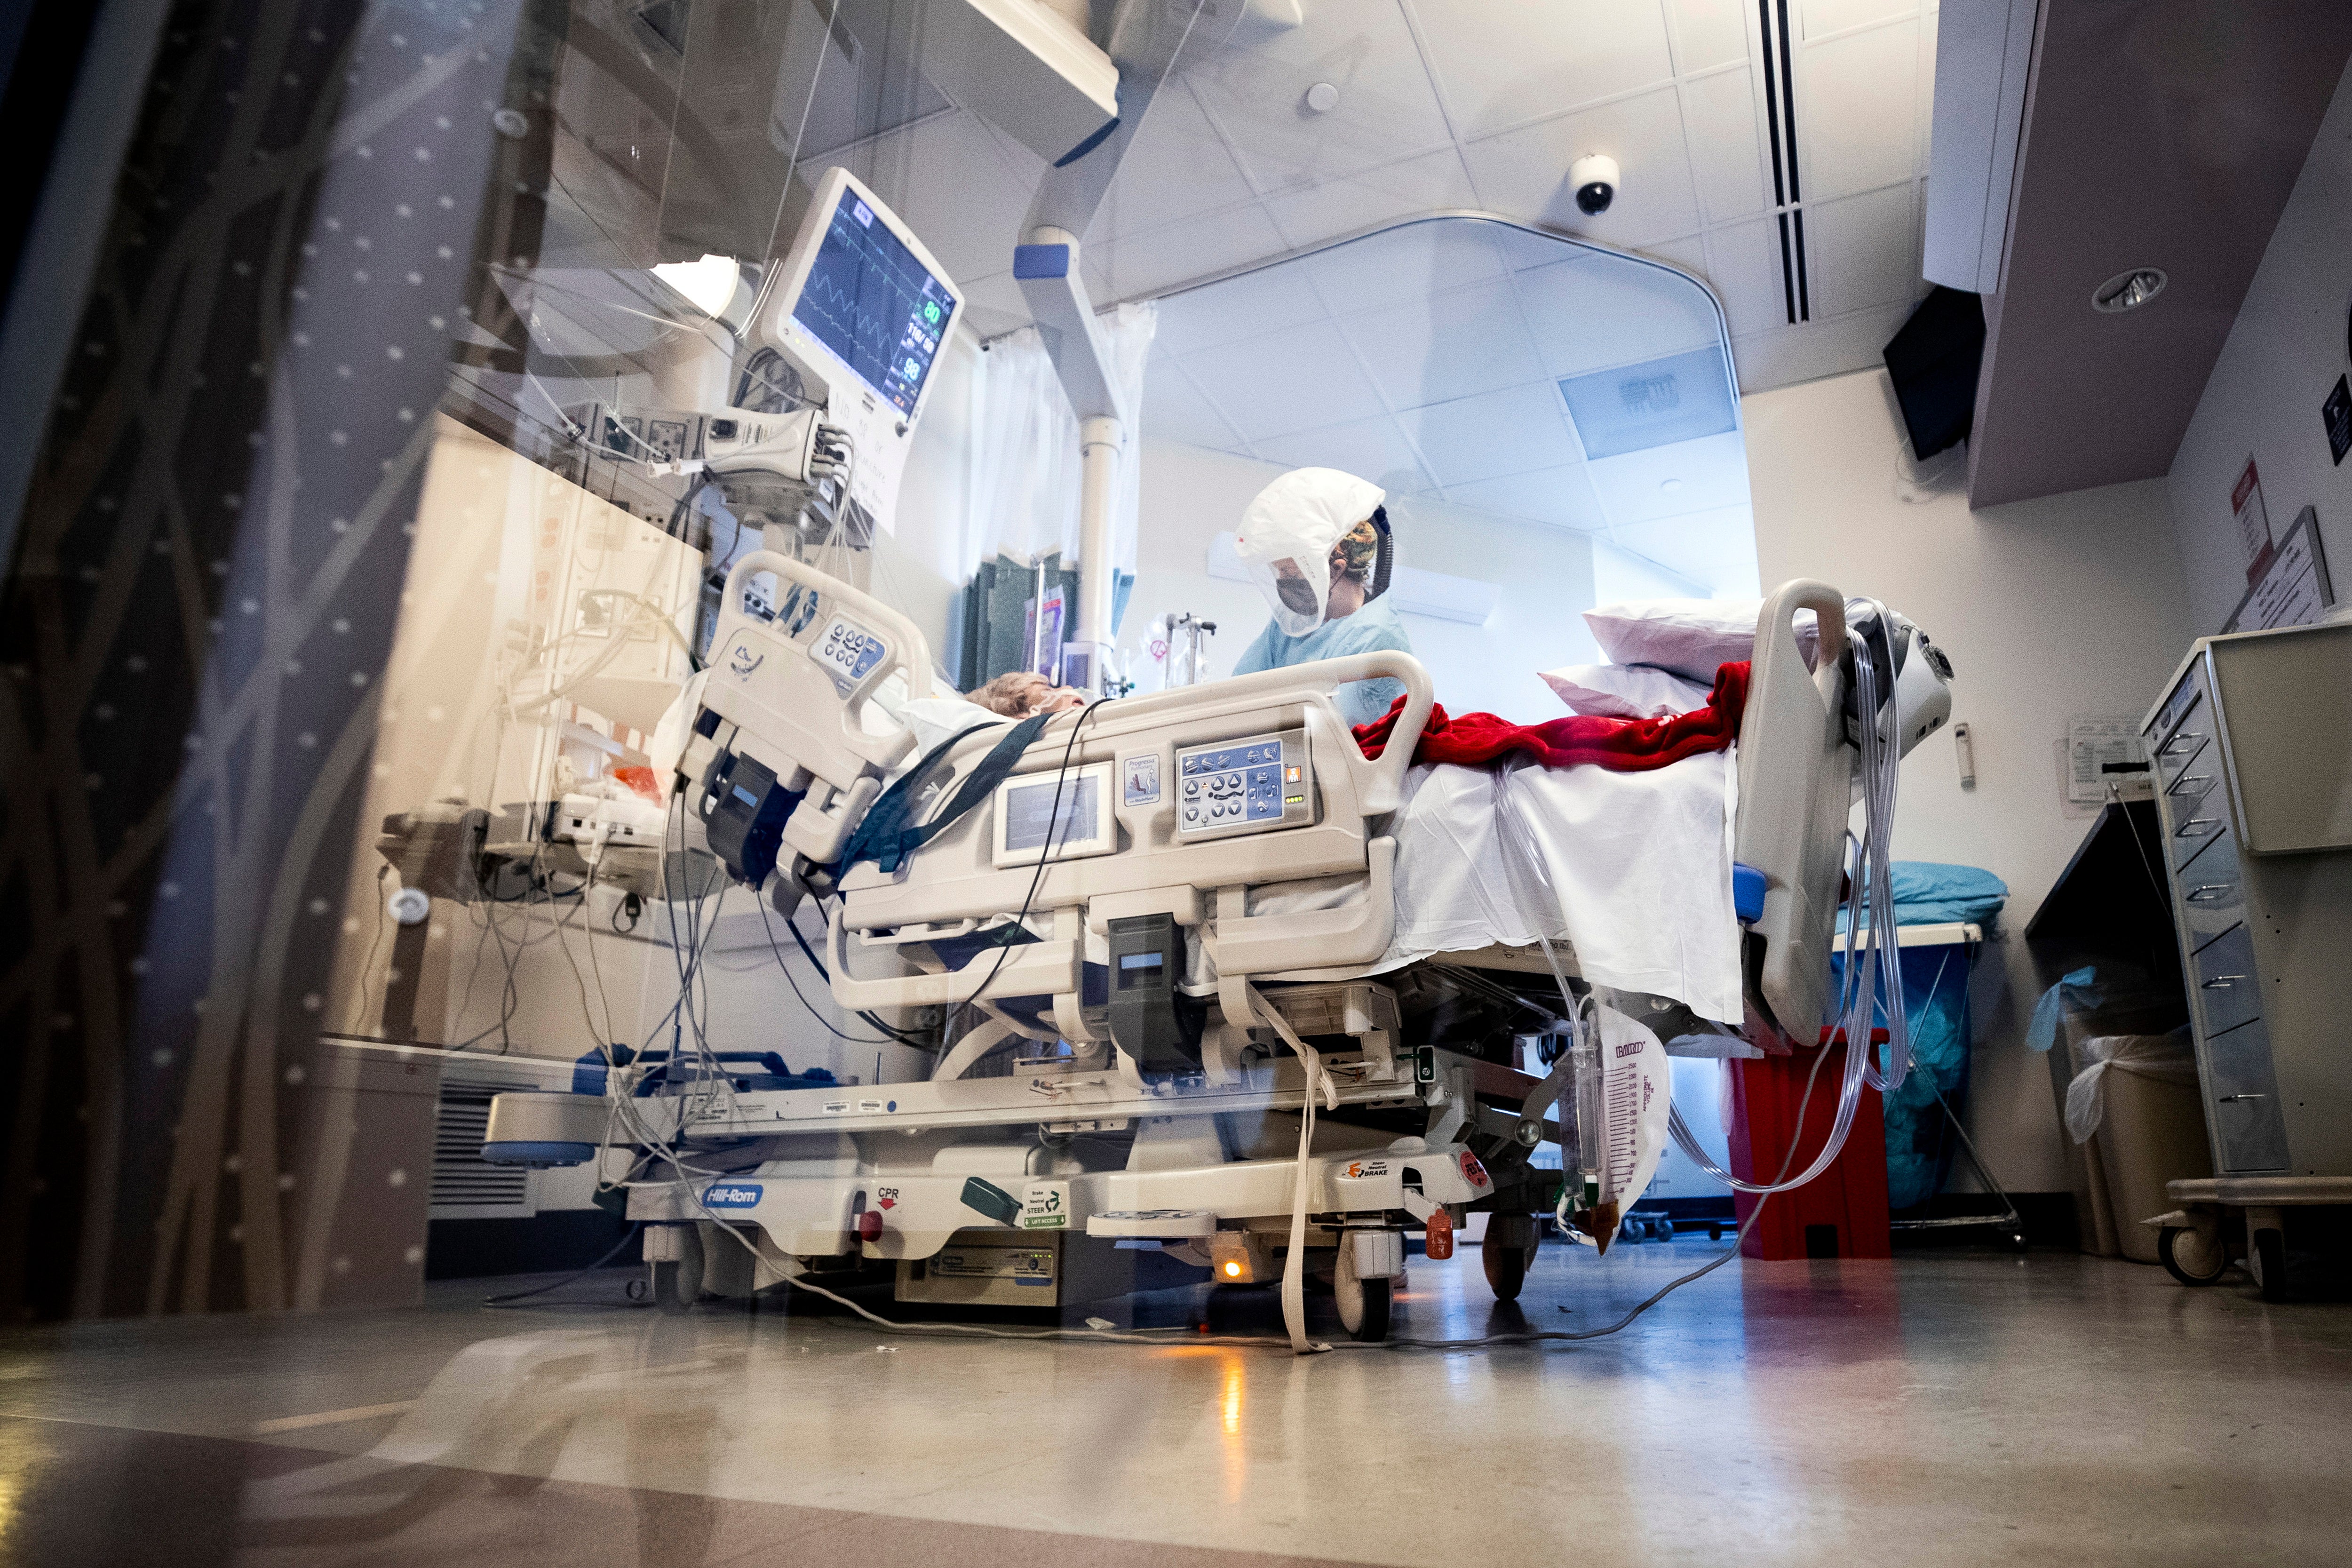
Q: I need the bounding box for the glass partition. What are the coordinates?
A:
[1146,214,1758,603]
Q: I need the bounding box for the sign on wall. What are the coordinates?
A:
[2232,457,2274,585]
[2223,505,2336,633]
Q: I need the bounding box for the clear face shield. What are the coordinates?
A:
[1249,550,1335,638]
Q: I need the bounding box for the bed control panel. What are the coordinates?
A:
[809,612,889,696]
[1174,727,1313,841]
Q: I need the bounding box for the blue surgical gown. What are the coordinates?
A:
[1231,594,1414,728]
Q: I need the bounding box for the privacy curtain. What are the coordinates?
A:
[961,300,1156,581]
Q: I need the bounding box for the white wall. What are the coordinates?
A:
[1743,368,2196,1193]
[2168,60,2352,635]
[1125,438,1602,721]
[869,327,980,674]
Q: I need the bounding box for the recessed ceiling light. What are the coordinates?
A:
[2092,268,2167,314]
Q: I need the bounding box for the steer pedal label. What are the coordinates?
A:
[1020,1181,1070,1230]
[703,1182,763,1209]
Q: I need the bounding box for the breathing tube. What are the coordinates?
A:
[1654,608,1912,1194]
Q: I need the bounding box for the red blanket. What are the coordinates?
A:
[1353,661,1750,771]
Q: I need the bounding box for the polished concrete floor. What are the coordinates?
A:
[2,1240,2348,1568]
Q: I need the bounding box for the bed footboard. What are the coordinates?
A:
[1734,580,1852,1043]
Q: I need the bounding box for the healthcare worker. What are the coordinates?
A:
[1230,467,1413,727]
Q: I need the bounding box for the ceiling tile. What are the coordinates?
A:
[1338,276,1544,407]
[839,111,1038,283]
[1792,17,1922,202]
[1406,0,1676,141]
[1800,181,1921,318]
[1397,382,1581,487]
[1800,0,1919,40]
[1262,146,1480,250]
[1185,0,1455,194]
[1253,412,1435,493]
[1142,353,1246,450]
[1486,222,1596,272]
[1152,262,1329,358]
[1598,503,1761,596]
[1461,87,1703,249]
[1728,299,1911,392]
[1513,252,1725,380]
[955,271,1033,338]
[1443,462,1611,531]
[1178,317,1390,440]
[1302,217,1506,314]
[1085,80,1261,244]
[1582,430,1752,523]
[1679,67,1768,225]
[1700,215,1794,338]
[1084,202,1288,302]
[1640,233,1714,278]
[1669,0,1756,72]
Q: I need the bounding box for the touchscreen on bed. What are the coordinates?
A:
[1002,775,1099,854]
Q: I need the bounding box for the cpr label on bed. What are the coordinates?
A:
[1020,1181,1070,1230]
[703,1183,763,1209]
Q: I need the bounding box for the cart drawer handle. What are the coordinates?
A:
[2201,975,2244,988]
[2218,1094,2265,1103]
[2161,731,2204,757]
[2176,818,2221,837]
[2166,773,2211,796]
[2185,884,2233,902]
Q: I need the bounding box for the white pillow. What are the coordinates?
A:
[1539,663,1714,720]
[1581,598,1820,682]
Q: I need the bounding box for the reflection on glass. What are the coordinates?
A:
[1146,215,1757,598]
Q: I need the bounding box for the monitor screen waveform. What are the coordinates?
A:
[790,190,957,418]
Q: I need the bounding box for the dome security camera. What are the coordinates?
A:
[1570,154,1619,216]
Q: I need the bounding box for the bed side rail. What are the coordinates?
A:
[690,549,933,866]
[826,652,1432,1021]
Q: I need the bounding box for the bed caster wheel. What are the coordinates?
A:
[1335,1239,1393,1343]
[2157,1226,2226,1287]
[1618,1216,1645,1245]
[1482,1240,1529,1302]
[651,1226,706,1316]
[1707,1223,1725,1243]
[2250,1228,2287,1304]
[1484,1214,1536,1302]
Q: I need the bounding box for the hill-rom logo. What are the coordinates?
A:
[728,643,763,679]
[703,1182,763,1209]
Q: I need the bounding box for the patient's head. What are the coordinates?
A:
[971,670,1087,717]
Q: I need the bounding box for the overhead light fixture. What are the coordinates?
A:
[2092,268,2167,314]
[652,254,741,318]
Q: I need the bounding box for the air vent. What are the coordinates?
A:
[430,1082,530,1212]
[1559,347,1739,459]
[1757,0,1811,323]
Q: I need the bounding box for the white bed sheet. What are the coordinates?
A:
[1246,748,1742,1024]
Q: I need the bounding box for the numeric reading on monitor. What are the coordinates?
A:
[791,190,956,417]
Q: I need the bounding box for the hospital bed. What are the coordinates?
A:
[487,552,1874,1345]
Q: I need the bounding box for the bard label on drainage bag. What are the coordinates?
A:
[703,1182,763,1209]
[960,1176,1022,1225]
